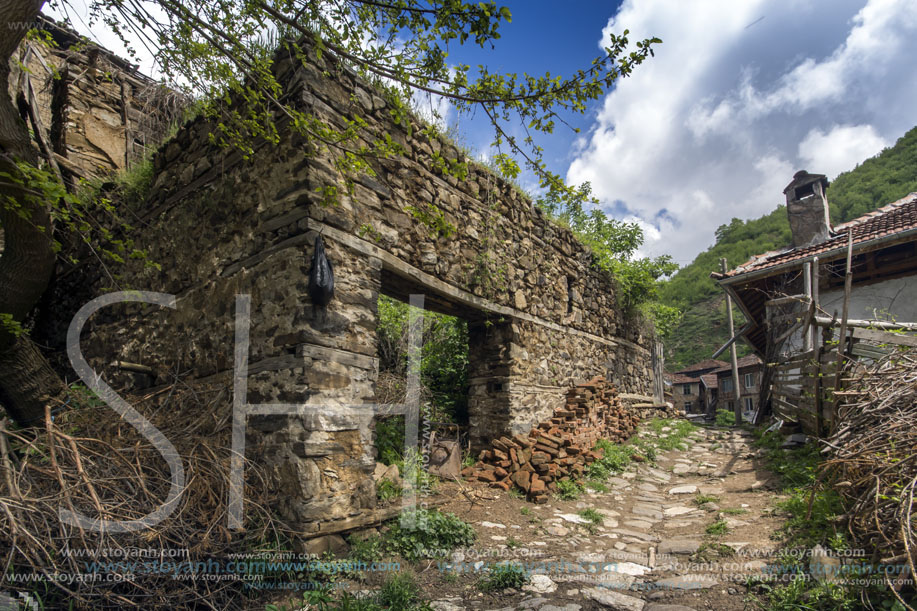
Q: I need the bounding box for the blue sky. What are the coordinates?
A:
[50,0,917,267]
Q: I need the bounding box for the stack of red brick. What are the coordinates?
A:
[461,376,639,503]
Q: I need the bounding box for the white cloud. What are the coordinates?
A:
[798,124,889,179]
[568,0,917,264]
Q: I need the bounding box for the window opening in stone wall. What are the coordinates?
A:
[566,276,575,314]
[794,182,815,199]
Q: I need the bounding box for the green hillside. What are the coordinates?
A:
[661,125,917,371]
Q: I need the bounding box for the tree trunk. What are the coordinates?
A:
[0,0,68,427]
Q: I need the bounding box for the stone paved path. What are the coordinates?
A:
[433,422,784,611]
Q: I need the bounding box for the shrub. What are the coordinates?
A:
[715,409,735,427]
[376,479,401,502]
[383,510,475,561]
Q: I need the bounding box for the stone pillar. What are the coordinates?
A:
[467,318,514,451]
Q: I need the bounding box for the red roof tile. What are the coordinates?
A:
[714,354,763,373]
[666,373,697,384]
[726,193,917,277]
[674,359,729,375]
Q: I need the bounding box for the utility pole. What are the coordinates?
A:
[721,258,743,425]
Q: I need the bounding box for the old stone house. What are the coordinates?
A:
[8,15,182,183]
[718,171,917,357]
[717,171,917,426]
[48,34,661,536]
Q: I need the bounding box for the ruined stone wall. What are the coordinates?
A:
[8,16,182,180]
[73,40,655,534]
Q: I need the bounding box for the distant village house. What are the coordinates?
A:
[715,170,917,427]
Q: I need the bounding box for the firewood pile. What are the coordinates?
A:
[462,376,639,503]
[820,349,917,607]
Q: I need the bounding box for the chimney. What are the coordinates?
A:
[784,170,831,248]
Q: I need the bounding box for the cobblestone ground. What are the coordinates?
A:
[433,422,784,611]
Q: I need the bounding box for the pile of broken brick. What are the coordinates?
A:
[462,376,639,503]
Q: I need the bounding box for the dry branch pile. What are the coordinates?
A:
[0,384,287,609]
[822,349,917,606]
[464,376,639,503]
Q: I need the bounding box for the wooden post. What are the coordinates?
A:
[811,256,820,349]
[811,256,823,434]
[832,231,854,401]
[721,258,743,425]
[803,261,812,352]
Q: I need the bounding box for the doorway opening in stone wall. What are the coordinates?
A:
[372,286,471,478]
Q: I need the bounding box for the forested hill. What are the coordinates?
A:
[660,125,917,371]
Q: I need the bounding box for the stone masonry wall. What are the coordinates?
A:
[8,16,181,181]
[72,39,655,535]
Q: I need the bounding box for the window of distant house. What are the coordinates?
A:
[744,397,754,411]
[684,401,692,412]
[744,373,755,388]
[721,378,733,392]
[682,384,692,395]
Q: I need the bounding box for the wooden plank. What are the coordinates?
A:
[852,327,917,348]
[815,316,917,331]
[850,344,892,359]
[773,397,799,412]
[774,387,807,400]
[776,351,817,366]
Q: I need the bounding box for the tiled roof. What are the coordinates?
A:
[714,354,763,373]
[674,359,729,375]
[726,193,917,277]
[700,374,718,389]
[666,373,696,385]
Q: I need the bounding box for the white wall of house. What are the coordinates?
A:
[820,276,917,323]
[777,275,917,357]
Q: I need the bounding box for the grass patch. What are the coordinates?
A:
[721,507,748,515]
[748,574,865,611]
[578,508,604,534]
[693,493,720,506]
[586,478,609,493]
[754,429,845,550]
[578,508,604,525]
[291,572,431,610]
[749,429,911,611]
[477,563,528,592]
[651,418,699,451]
[349,509,475,563]
[705,519,729,536]
[555,479,584,501]
[691,542,734,562]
